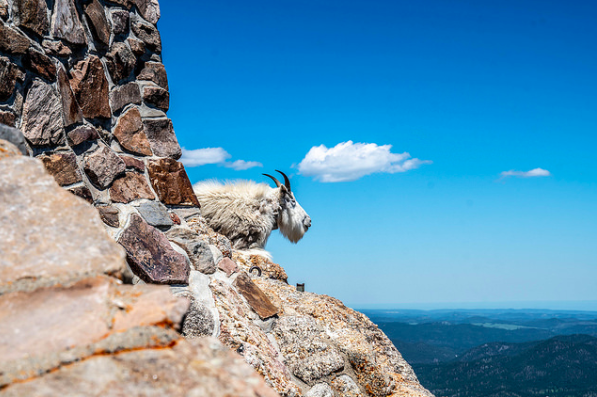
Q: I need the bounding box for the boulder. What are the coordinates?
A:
[21,80,64,146]
[118,213,190,284]
[0,156,125,295]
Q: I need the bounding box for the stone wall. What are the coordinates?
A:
[0,0,198,285]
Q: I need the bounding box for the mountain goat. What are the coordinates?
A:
[193,170,311,251]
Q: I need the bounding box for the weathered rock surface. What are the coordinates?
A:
[118,213,190,284]
[84,0,110,46]
[0,57,20,101]
[0,124,28,155]
[137,200,173,227]
[147,158,199,206]
[166,227,217,274]
[218,257,239,276]
[84,145,126,188]
[0,20,30,54]
[1,337,279,397]
[143,85,169,110]
[69,55,111,118]
[0,110,15,126]
[38,151,81,186]
[98,205,120,227]
[138,61,169,89]
[12,0,49,36]
[306,383,335,397]
[0,139,21,157]
[57,64,83,126]
[134,0,160,24]
[131,14,161,52]
[111,9,129,35]
[21,80,64,145]
[233,272,279,320]
[105,41,136,83]
[109,171,155,203]
[68,185,93,203]
[23,47,56,81]
[110,81,142,113]
[66,124,98,146]
[51,0,86,45]
[0,156,125,294]
[143,117,181,158]
[113,106,152,155]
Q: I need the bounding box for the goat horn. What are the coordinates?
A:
[263,174,282,188]
[275,170,291,192]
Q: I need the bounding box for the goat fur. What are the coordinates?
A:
[193,180,310,250]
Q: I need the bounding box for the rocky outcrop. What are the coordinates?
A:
[0,0,434,395]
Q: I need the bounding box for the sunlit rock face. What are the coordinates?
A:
[0,0,434,394]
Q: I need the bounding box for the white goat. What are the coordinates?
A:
[193,171,311,250]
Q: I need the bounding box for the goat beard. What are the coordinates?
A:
[277,210,307,243]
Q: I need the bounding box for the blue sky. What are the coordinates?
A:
[158,0,597,309]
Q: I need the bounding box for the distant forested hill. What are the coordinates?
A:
[414,334,597,397]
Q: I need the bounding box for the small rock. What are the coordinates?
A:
[98,205,119,227]
[68,185,93,203]
[143,118,181,159]
[21,80,65,146]
[12,0,49,36]
[126,37,145,56]
[0,0,7,19]
[84,0,110,46]
[111,9,129,35]
[83,145,126,189]
[182,300,215,338]
[119,155,145,171]
[218,257,238,277]
[0,57,20,102]
[0,157,125,295]
[51,0,87,45]
[67,125,99,146]
[0,21,30,54]
[133,0,160,24]
[41,40,72,57]
[143,85,169,110]
[170,212,181,225]
[57,64,83,126]
[69,56,111,119]
[147,158,199,206]
[306,383,335,397]
[23,47,56,81]
[38,152,81,186]
[131,14,161,52]
[138,61,168,89]
[105,41,136,83]
[110,82,141,113]
[113,107,152,156]
[136,200,173,227]
[0,110,15,127]
[331,375,363,397]
[109,172,155,203]
[233,272,279,319]
[118,213,190,284]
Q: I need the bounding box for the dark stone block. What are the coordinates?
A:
[109,172,155,203]
[38,152,82,186]
[105,42,136,83]
[114,107,152,156]
[23,48,56,81]
[137,61,168,90]
[12,0,49,36]
[147,158,199,206]
[0,57,20,102]
[22,80,65,146]
[110,82,141,113]
[143,118,181,159]
[120,155,145,171]
[57,65,83,126]
[0,21,30,54]
[67,125,99,146]
[69,56,111,119]
[143,85,169,111]
[131,14,161,53]
[233,272,279,319]
[68,185,93,203]
[118,214,190,284]
[83,145,126,189]
[98,205,120,228]
[84,0,110,46]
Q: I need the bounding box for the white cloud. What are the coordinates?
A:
[180,147,262,170]
[500,168,551,178]
[224,160,263,170]
[298,141,431,182]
